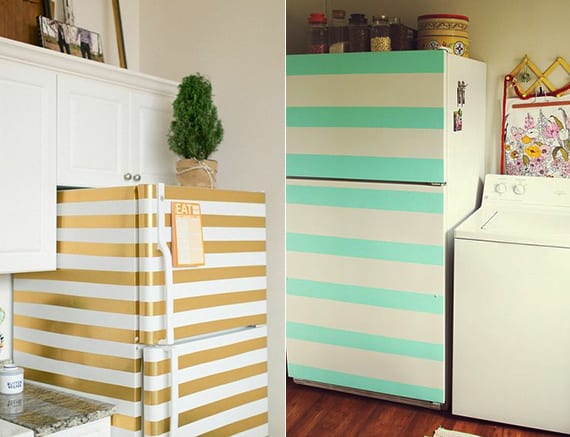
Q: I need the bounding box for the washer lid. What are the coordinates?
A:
[455,206,570,248]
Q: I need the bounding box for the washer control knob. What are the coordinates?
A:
[495,183,507,194]
[513,184,525,195]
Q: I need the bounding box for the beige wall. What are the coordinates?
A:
[137,1,286,435]
[287,0,570,173]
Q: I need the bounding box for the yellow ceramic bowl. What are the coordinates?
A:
[417,14,469,57]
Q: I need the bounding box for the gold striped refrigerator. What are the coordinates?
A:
[286,50,486,409]
[13,184,268,436]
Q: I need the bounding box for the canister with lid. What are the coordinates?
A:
[370,15,391,51]
[348,13,369,52]
[417,14,469,57]
[307,12,329,54]
[0,363,24,394]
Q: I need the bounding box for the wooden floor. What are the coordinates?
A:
[286,378,568,437]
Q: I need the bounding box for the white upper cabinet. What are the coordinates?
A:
[57,74,131,187]
[57,75,178,187]
[131,91,178,185]
[0,58,56,273]
[0,36,179,272]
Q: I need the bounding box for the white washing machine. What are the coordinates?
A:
[452,174,570,434]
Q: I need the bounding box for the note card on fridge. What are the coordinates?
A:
[171,201,205,267]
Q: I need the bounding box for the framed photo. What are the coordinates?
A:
[37,16,104,63]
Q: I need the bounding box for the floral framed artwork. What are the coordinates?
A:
[502,97,570,177]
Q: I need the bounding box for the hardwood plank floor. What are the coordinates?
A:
[286,378,568,437]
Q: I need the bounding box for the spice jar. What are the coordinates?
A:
[307,13,328,54]
[328,9,349,53]
[370,15,391,51]
[348,13,369,52]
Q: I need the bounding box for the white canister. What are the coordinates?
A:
[0,363,24,394]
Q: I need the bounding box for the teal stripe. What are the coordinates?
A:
[286,154,443,183]
[287,51,445,76]
[287,363,444,403]
[287,321,443,361]
[287,107,443,129]
[286,184,443,214]
[287,278,443,315]
[287,233,443,266]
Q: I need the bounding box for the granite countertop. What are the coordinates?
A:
[0,381,115,436]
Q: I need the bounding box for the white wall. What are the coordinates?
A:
[287,0,570,173]
[137,1,286,435]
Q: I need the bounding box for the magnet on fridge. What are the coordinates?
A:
[453,109,463,132]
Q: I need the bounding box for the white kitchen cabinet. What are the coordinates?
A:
[57,76,177,187]
[130,90,178,185]
[0,59,56,274]
[57,74,131,187]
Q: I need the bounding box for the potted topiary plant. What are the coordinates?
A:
[168,73,224,188]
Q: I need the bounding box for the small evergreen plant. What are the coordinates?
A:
[168,74,224,160]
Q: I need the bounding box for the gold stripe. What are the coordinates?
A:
[14,315,137,343]
[173,266,266,284]
[137,212,156,229]
[179,362,267,397]
[58,214,137,229]
[203,240,266,254]
[201,412,268,437]
[178,387,267,427]
[24,367,141,401]
[58,241,140,257]
[179,337,267,370]
[165,186,265,203]
[174,315,267,341]
[174,290,266,312]
[16,269,138,285]
[140,301,165,316]
[58,186,137,203]
[144,418,170,436]
[144,358,170,377]
[201,215,266,228]
[136,184,156,200]
[139,330,166,344]
[144,387,170,405]
[140,270,165,286]
[15,339,141,372]
[14,290,137,315]
[112,414,142,432]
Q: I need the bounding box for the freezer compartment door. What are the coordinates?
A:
[286,179,447,404]
[287,51,445,183]
[139,185,267,345]
[143,326,268,436]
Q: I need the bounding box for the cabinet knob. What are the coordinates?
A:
[123,173,133,181]
[133,174,141,182]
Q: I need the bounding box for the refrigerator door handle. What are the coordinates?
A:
[157,183,175,345]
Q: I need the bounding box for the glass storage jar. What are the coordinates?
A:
[307,12,328,54]
[328,9,348,53]
[370,15,391,51]
[348,13,369,52]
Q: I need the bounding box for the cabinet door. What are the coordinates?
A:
[57,74,130,187]
[130,91,177,185]
[0,59,56,273]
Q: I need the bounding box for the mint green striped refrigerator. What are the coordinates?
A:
[286,50,486,409]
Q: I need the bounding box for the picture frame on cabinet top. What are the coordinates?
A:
[38,16,104,63]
